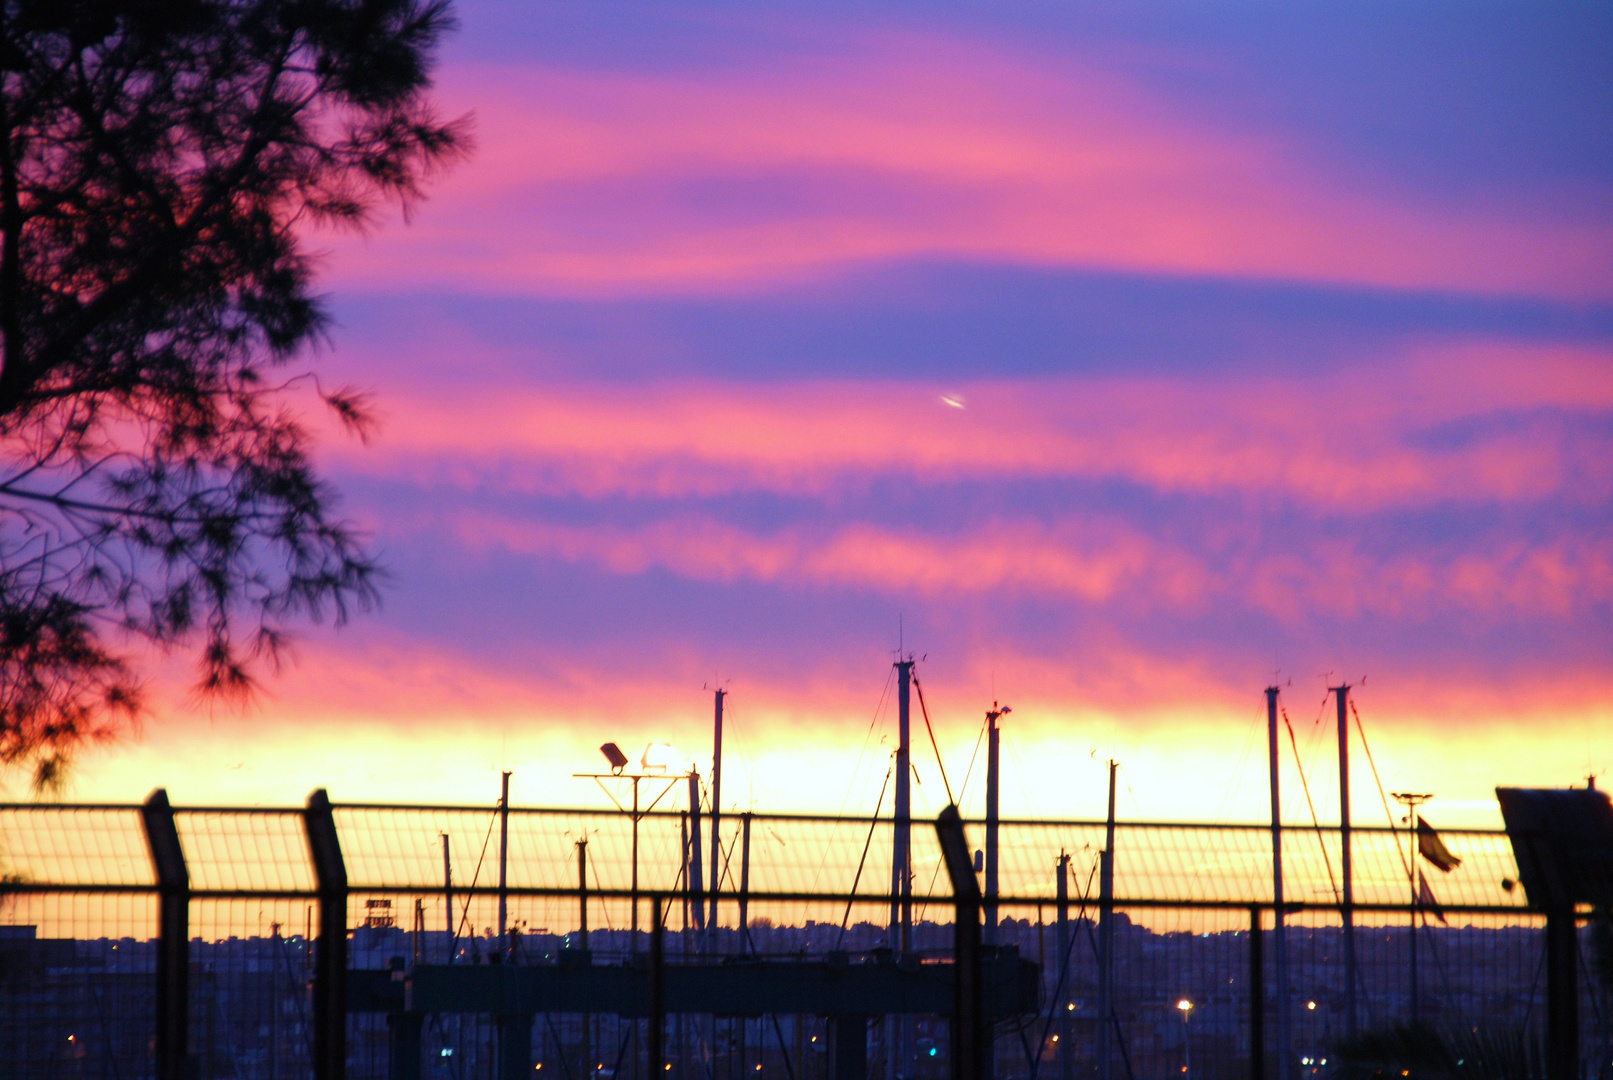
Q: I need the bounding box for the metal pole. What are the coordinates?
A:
[141,789,190,1080]
[443,833,454,962]
[1097,760,1116,1080]
[688,772,706,932]
[1410,809,1419,1026]
[709,688,726,940]
[985,706,1002,946]
[578,838,590,943]
[936,805,984,1080]
[389,1012,424,1080]
[828,1016,869,1080]
[305,789,349,1080]
[1333,685,1357,1038]
[271,922,280,1080]
[1249,906,1263,1080]
[1546,905,1580,1080]
[894,659,914,956]
[581,836,592,1080]
[1266,687,1290,1080]
[984,708,1003,1080]
[633,776,642,948]
[499,770,511,948]
[739,813,753,950]
[894,658,915,1080]
[1056,854,1071,1080]
[651,895,666,1077]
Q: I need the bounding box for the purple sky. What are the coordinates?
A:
[66,2,1613,828]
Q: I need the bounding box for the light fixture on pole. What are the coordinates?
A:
[1392,791,1434,1025]
[576,743,691,947]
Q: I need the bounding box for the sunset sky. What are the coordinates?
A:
[61,2,1613,829]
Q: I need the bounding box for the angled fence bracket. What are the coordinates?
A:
[306,788,350,1080]
[936,804,984,1080]
[142,788,190,1080]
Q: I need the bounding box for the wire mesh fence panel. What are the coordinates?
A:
[1346,827,1522,911]
[978,821,1526,912]
[188,896,318,1080]
[725,814,899,903]
[178,810,315,895]
[0,890,159,1079]
[0,805,155,888]
[0,801,1596,1078]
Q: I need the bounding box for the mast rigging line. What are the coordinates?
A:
[836,759,895,949]
[913,710,992,922]
[1214,703,1265,825]
[450,801,501,958]
[910,672,956,806]
[1283,706,1340,904]
[1005,731,1043,821]
[1025,853,1101,1080]
[1351,697,1413,881]
[956,713,989,809]
[839,666,897,819]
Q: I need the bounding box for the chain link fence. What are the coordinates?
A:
[0,798,1599,1079]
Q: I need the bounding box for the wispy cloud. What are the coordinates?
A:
[325,29,1613,299]
[65,5,1613,816]
[331,342,1613,511]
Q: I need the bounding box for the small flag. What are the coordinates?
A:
[1417,871,1448,925]
[1417,819,1461,872]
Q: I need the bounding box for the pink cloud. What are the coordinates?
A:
[322,29,1613,299]
[327,341,1613,512]
[429,509,1613,626]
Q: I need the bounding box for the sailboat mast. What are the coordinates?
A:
[1333,683,1357,1038]
[1056,853,1072,1080]
[1267,687,1290,1080]
[708,688,725,940]
[688,771,705,933]
[497,771,510,947]
[892,658,914,955]
[1097,759,1117,1080]
[985,703,1004,945]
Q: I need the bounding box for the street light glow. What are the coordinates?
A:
[1176,998,1193,1012]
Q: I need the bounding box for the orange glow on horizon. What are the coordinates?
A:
[37,636,1611,834]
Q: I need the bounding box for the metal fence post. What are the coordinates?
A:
[827,1015,868,1080]
[1249,905,1264,1080]
[936,804,984,1080]
[650,894,666,1076]
[141,788,190,1080]
[1545,907,1578,1080]
[389,1011,424,1080]
[306,789,349,1080]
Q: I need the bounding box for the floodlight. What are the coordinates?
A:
[600,743,629,774]
[640,742,679,773]
[1176,999,1193,1012]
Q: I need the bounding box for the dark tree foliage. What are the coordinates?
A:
[0,0,466,788]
